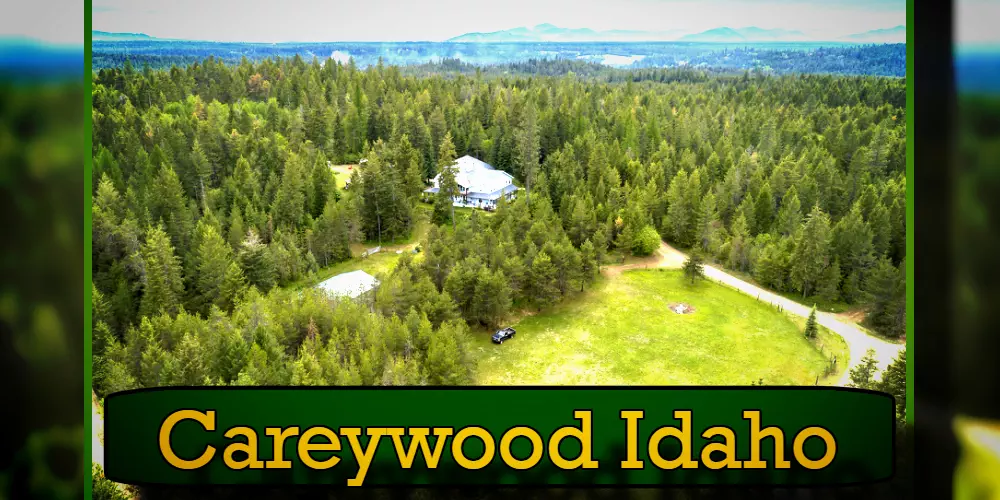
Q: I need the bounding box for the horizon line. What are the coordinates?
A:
[91,23,906,45]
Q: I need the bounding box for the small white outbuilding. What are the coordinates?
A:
[316,270,380,300]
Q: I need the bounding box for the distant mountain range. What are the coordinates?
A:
[447,23,686,42]
[678,27,809,42]
[93,30,163,41]
[445,24,905,44]
[91,24,907,44]
[837,25,906,44]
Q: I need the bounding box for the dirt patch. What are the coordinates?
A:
[657,242,688,269]
[601,241,688,277]
[503,308,539,325]
[836,308,868,325]
[669,302,696,314]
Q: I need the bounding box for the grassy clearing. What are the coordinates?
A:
[293,251,404,290]
[329,164,357,190]
[471,269,848,386]
[292,203,493,291]
[414,202,492,230]
[291,207,431,290]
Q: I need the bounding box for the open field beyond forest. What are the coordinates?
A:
[471,268,848,386]
[329,163,356,189]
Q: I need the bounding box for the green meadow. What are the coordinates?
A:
[471,269,848,386]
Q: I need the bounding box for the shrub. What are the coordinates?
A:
[632,225,661,256]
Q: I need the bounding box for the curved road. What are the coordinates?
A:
[620,242,905,386]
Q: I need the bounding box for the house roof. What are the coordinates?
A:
[316,270,379,299]
[428,155,514,197]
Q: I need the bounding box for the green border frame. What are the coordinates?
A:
[84,0,93,496]
[905,0,914,427]
[80,2,916,495]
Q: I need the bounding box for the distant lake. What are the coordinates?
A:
[92,40,905,77]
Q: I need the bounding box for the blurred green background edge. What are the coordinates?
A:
[84,0,94,497]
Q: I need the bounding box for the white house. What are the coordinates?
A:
[316,270,379,300]
[423,155,518,210]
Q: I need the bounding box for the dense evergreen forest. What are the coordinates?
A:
[91,55,906,397]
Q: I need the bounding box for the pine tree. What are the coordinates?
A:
[238,229,277,292]
[425,321,471,385]
[889,196,906,263]
[396,134,425,201]
[272,153,307,230]
[310,198,352,267]
[139,225,185,319]
[728,213,751,272]
[775,186,802,237]
[229,156,258,211]
[869,201,892,258]
[614,215,634,261]
[138,331,169,388]
[529,251,559,310]
[473,269,512,328]
[428,107,448,158]
[848,348,879,389]
[698,192,722,253]
[876,349,906,424]
[192,220,241,314]
[150,163,194,255]
[665,169,694,246]
[310,153,335,219]
[790,204,832,298]
[516,102,540,206]
[842,270,864,304]
[356,148,412,244]
[804,306,819,339]
[863,257,905,338]
[579,239,598,291]
[191,138,213,202]
[569,196,597,247]
[173,332,207,385]
[593,225,608,267]
[754,242,790,291]
[220,262,246,312]
[682,252,706,284]
[227,205,245,251]
[833,203,875,282]
[434,132,459,230]
[816,259,842,303]
[737,192,757,237]
[754,183,774,235]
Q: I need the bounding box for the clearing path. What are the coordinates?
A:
[602,240,688,276]
[607,241,905,386]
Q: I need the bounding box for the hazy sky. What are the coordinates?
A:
[92,0,907,43]
[956,0,1000,46]
[2,0,83,45]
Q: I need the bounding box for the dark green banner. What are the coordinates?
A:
[103,387,894,487]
